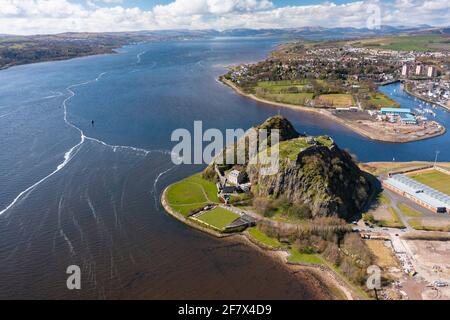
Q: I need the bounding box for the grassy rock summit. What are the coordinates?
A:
[204,116,372,220]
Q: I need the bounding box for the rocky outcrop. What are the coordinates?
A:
[204,115,372,220]
[247,143,371,220]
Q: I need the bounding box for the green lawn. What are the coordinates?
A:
[288,248,325,265]
[167,182,206,205]
[259,92,314,105]
[195,207,241,230]
[398,203,424,217]
[257,80,308,93]
[247,227,282,248]
[315,136,334,147]
[318,94,355,106]
[409,170,450,196]
[170,204,207,217]
[367,92,399,109]
[278,138,310,160]
[166,173,220,217]
[255,80,315,106]
[360,35,450,52]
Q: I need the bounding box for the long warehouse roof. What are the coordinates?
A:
[384,174,450,209]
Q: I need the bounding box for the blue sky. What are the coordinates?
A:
[0,0,448,35]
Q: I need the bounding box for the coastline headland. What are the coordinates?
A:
[220,77,446,143]
[161,184,359,300]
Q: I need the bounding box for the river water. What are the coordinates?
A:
[0,37,448,299]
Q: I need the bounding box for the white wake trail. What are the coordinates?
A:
[0,73,106,215]
[0,70,177,216]
[136,51,146,65]
[0,137,85,216]
[86,195,98,222]
[152,165,178,207]
[57,196,75,255]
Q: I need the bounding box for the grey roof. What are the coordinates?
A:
[384,174,450,209]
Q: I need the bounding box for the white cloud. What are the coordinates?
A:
[0,0,448,35]
[153,0,273,16]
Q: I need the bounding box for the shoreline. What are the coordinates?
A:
[220,77,446,143]
[161,185,362,300]
[0,49,120,72]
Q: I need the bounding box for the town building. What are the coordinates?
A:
[401,65,409,77]
[380,108,412,116]
[427,66,436,78]
[227,170,245,185]
[399,113,418,124]
[415,65,423,76]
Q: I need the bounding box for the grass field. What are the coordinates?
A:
[247,227,282,248]
[277,137,310,160]
[409,170,450,196]
[166,173,220,216]
[288,248,325,265]
[258,92,314,105]
[195,207,240,230]
[317,94,355,106]
[257,80,308,93]
[358,35,450,52]
[367,92,399,109]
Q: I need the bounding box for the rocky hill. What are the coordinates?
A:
[204,116,372,220]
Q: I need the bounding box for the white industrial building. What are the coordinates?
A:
[383,174,450,214]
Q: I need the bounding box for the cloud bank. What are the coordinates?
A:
[0,0,448,35]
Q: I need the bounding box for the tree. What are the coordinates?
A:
[288,203,312,220]
[253,197,275,217]
[323,242,341,265]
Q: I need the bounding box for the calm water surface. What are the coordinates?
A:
[0,37,448,299]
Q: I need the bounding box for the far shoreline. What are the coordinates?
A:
[219,77,447,143]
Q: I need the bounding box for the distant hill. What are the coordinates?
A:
[0,32,202,70]
[1,25,447,70]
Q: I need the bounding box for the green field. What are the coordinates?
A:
[195,207,240,230]
[166,173,220,216]
[258,92,314,106]
[409,170,450,195]
[359,35,450,52]
[257,80,309,92]
[317,94,355,106]
[255,80,317,106]
[247,227,282,248]
[367,92,399,109]
[288,248,325,265]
